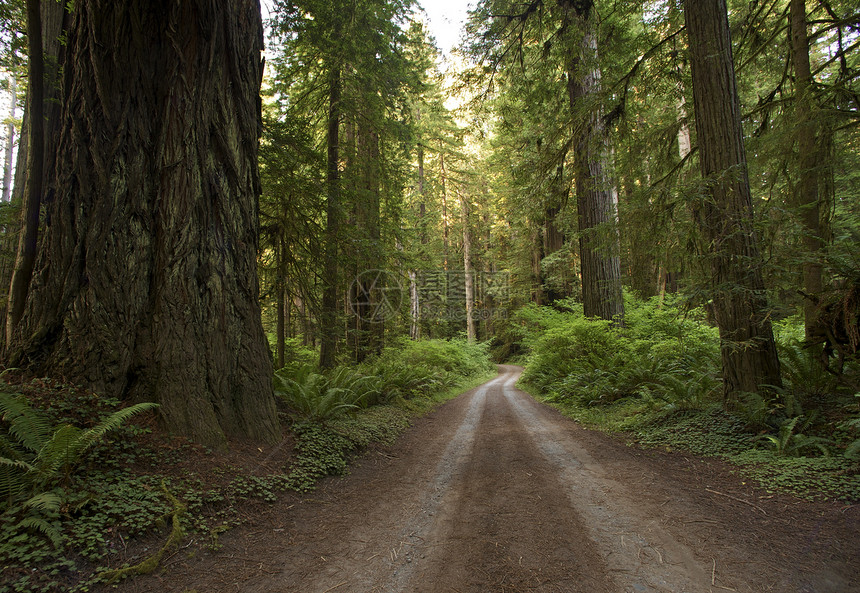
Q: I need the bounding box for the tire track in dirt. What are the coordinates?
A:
[403,367,612,593]
[122,366,859,593]
[501,368,712,592]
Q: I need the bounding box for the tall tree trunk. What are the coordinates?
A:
[351,125,382,363]
[6,0,46,344]
[0,1,66,346]
[790,0,825,340]
[410,270,420,340]
[439,146,449,271]
[319,65,341,369]
[684,0,782,405]
[9,0,279,447]
[531,224,544,305]
[2,77,16,203]
[561,1,625,324]
[543,163,567,302]
[276,234,285,370]
[411,121,426,340]
[461,191,475,343]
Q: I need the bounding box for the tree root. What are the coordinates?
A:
[98,479,186,585]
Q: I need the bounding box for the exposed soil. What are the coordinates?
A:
[118,366,860,593]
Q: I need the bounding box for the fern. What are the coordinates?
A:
[0,393,52,456]
[22,492,62,513]
[274,365,359,421]
[755,416,833,457]
[1,394,157,507]
[15,515,64,549]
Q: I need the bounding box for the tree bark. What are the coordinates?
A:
[560,0,625,324]
[9,0,279,447]
[319,65,341,369]
[684,0,782,404]
[6,0,46,344]
[2,77,16,203]
[439,146,449,271]
[351,124,382,363]
[0,1,67,346]
[276,235,285,370]
[461,191,476,343]
[790,0,825,340]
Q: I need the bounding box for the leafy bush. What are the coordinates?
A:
[521,316,623,393]
[274,339,494,420]
[520,294,722,414]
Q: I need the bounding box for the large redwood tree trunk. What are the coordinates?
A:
[8,0,279,447]
[560,0,625,324]
[684,0,782,405]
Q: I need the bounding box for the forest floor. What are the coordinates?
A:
[115,366,859,593]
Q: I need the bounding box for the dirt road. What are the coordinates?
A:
[128,366,859,593]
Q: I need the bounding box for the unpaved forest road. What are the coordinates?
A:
[126,366,859,593]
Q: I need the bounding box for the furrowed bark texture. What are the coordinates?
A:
[0,1,67,346]
[6,0,46,344]
[561,1,624,324]
[10,0,279,447]
[684,0,782,403]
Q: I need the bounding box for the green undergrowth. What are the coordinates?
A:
[1,339,495,592]
[280,369,494,492]
[516,293,860,502]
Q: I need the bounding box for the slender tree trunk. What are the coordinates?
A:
[10,94,28,208]
[790,0,824,340]
[410,270,420,340]
[411,127,426,340]
[6,0,46,344]
[276,235,285,369]
[560,0,624,324]
[2,78,15,203]
[684,0,782,405]
[531,224,544,305]
[9,0,279,447]
[677,97,692,160]
[461,191,475,342]
[351,125,382,363]
[440,146,449,271]
[0,1,66,346]
[319,65,341,369]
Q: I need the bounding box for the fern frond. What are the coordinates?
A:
[0,462,29,502]
[16,515,64,548]
[77,402,159,452]
[0,392,52,454]
[23,491,62,512]
[32,424,82,487]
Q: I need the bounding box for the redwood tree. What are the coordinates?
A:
[683,0,782,404]
[560,0,625,323]
[8,0,280,447]
[789,0,825,339]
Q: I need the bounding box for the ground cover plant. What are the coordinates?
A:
[517,293,860,502]
[0,339,495,592]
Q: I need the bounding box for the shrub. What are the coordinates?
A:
[520,294,723,412]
